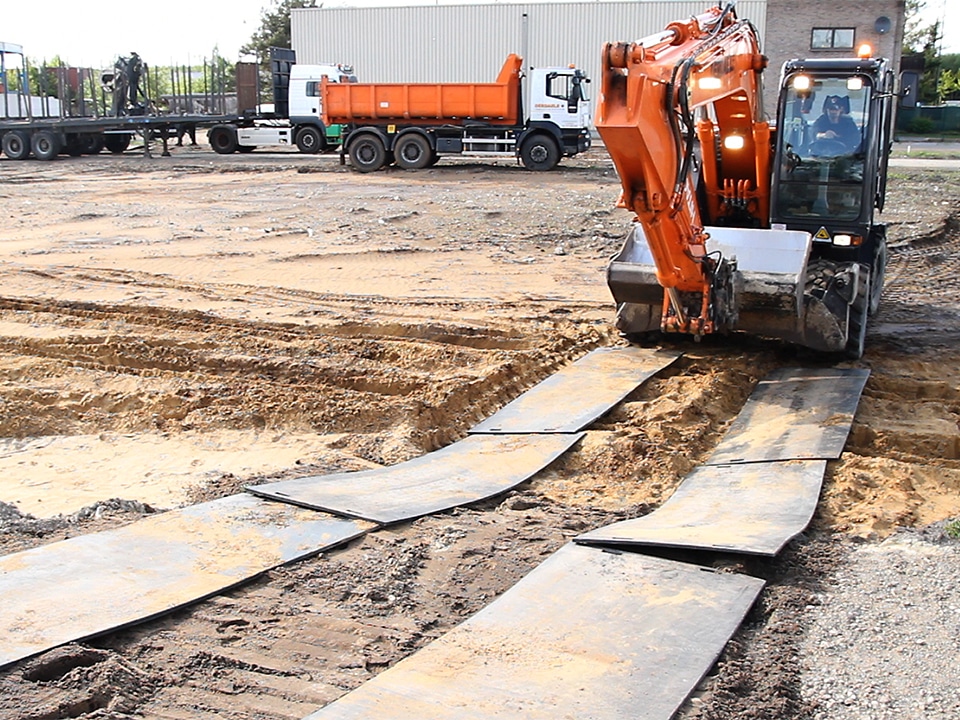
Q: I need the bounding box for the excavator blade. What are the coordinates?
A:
[607,224,854,352]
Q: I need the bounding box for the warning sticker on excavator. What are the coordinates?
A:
[814,226,832,240]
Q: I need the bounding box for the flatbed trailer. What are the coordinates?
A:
[0,112,242,160]
[2,43,354,160]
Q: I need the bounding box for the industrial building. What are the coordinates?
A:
[291,0,905,116]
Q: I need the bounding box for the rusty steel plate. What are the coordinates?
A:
[469,346,680,434]
[706,367,870,465]
[304,543,764,720]
[249,433,583,524]
[575,460,828,556]
[0,494,370,669]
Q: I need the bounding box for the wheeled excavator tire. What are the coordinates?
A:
[804,258,870,359]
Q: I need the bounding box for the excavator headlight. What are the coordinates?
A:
[792,75,811,91]
[723,135,745,150]
[832,234,864,247]
[847,77,864,91]
[699,77,723,90]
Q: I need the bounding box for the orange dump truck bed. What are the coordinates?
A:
[322,54,523,126]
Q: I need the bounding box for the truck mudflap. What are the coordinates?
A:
[607,224,862,353]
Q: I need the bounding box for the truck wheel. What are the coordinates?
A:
[520,135,560,171]
[66,136,85,156]
[394,134,432,170]
[209,126,238,154]
[2,130,32,160]
[295,126,323,154]
[104,134,131,154]
[31,130,62,161]
[80,135,105,155]
[348,134,387,172]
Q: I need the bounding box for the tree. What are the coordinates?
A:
[240,0,317,61]
[901,0,944,104]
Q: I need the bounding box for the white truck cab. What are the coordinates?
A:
[227,62,358,154]
[288,63,357,124]
[528,66,592,132]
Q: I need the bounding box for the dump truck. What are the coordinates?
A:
[599,3,900,358]
[324,54,592,171]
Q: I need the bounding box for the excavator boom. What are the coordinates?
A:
[597,4,770,335]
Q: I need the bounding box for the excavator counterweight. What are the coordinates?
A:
[599,2,897,357]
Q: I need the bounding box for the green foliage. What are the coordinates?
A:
[947,519,960,539]
[903,0,936,53]
[906,116,935,133]
[943,54,960,73]
[240,0,317,60]
[939,68,960,103]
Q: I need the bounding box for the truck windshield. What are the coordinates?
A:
[775,74,870,221]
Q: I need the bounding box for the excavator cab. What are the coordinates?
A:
[770,56,896,338]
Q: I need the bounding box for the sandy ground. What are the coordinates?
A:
[0,143,959,718]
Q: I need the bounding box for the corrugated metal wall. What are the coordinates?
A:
[292,1,768,109]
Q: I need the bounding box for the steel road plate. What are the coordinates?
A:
[575,460,828,556]
[706,367,870,464]
[468,346,680,434]
[303,543,764,720]
[248,433,583,524]
[0,494,371,669]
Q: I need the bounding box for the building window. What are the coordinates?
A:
[811,28,855,50]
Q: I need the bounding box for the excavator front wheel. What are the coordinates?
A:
[845,266,870,359]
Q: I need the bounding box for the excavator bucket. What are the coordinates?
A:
[608,224,855,352]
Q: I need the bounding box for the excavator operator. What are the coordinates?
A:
[810,95,861,154]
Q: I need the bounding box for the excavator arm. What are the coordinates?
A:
[597,3,769,336]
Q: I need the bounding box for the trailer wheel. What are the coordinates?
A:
[80,134,105,155]
[348,134,387,172]
[31,130,61,161]
[66,136,84,156]
[295,126,323,154]
[104,134,131,154]
[209,126,238,154]
[394,133,432,170]
[2,130,32,160]
[520,134,560,171]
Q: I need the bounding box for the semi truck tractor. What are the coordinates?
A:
[323,54,592,171]
[207,48,357,155]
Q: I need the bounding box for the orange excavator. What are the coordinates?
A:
[599,2,898,357]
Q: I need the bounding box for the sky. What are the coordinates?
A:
[922,0,959,54]
[2,0,958,70]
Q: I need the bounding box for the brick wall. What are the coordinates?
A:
[762,0,905,113]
